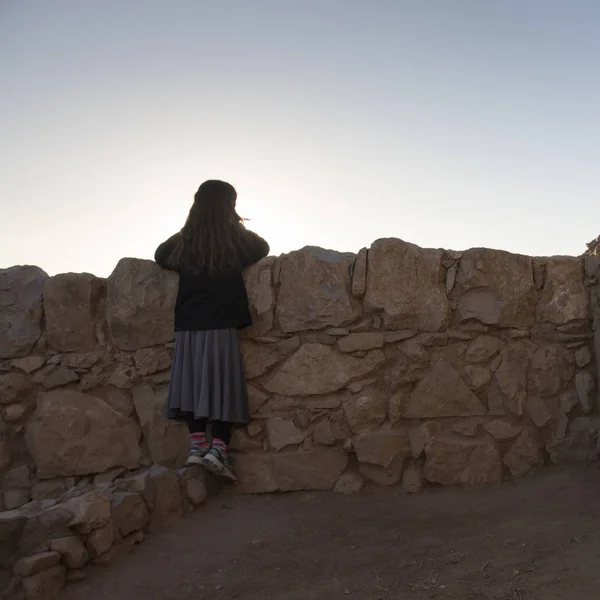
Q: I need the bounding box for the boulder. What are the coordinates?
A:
[409,422,443,458]
[14,551,61,577]
[26,390,142,478]
[353,429,410,468]
[0,265,48,358]
[364,238,449,331]
[21,565,66,600]
[10,356,45,374]
[62,490,111,534]
[107,258,177,351]
[235,449,348,494]
[334,471,364,494]
[86,521,114,556]
[537,257,589,325]
[44,273,105,352]
[147,465,183,531]
[132,384,188,466]
[264,344,385,396]
[49,536,89,569]
[240,341,283,379]
[243,258,275,336]
[265,418,304,452]
[276,247,361,333]
[503,429,543,479]
[0,371,31,404]
[111,492,149,537]
[404,360,485,418]
[454,249,537,327]
[424,436,503,486]
[359,455,406,486]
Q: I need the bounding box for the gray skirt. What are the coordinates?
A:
[166,329,250,424]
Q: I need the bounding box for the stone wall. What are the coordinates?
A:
[2,238,600,596]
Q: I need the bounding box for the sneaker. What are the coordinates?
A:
[185,446,209,466]
[201,447,237,483]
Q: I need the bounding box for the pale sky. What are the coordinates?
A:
[2,1,600,277]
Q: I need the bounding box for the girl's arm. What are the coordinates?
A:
[154,234,180,270]
[240,230,270,268]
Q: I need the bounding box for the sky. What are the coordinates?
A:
[2,1,600,277]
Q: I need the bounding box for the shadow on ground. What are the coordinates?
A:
[61,464,600,600]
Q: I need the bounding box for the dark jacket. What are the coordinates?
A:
[154,230,269,332]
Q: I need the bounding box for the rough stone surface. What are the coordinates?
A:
[464,365,491,390]
[488,343,530,416]
[133,347,172,377]
[21,564,66,600]
[243,258,275,336]
[111,491,149,536]
[31,365,79,389]
[364,238,449,332]
[537,257,589,325]
[49,536,89,569]
[10,356,45,374]
[546,417,600,464]
[465,336,504,363]
[503,429,543,479]
[14,551,61,576]
[454,249,537,327]
[107,258,177,351]
[402,461,425,493]
[240,341,283,379]
[576,371,595,414]
[529,343,574,398]
[86,521,114,556]
[0,265,48,358]
[0,372,31,404]
[132,385,187,466]
[26,390,142,478]
[148,466,183,530]
[44,273,105,352]
[409,422,442,458]
[63,490,111,534]
[424,436,503,486]
[351,248,368,298]
[575,346,592,368]
[338,332,384,353]
[265,418,304,452]
[333,471,363,494]
[186,478,208,506]
[353,429,410,468]
[405,360,485,418]
[276,247,361,333]
[264,344,385,396]
[483,420,523,440]
[359,454,406,486]
[343,389,387,433]
[235,449,348,494]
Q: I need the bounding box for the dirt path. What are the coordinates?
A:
[62,464,600,600]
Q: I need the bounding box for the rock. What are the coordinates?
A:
[115,471,155,509]
[10,356,45,374]
[62,491,111,534]
[26,390,142,478]
[384,330,417,343]
[546,417,600,463]
[537,257,589,325]
[148,465,183,531]
[21,565,65,600]
[364,238,449,332]
[103,388,135,416]
[343,389,387,433]
[0,265,48,358]
[4,489,30,510]
[14,551,61,576]
[44,273,105,352]
[240,341,282,379]
[388,388,408,424]
[0,511,27,568]
[526,394,558,428]
[351,248,368,298]
[503,429,543,479]
[186,478,208,506]
[2,465,30,489]
[229,428,264,452]
[338,333,384,353]
[4,403,26,422]
[61,352,104,369]
[353,430,410,468]
[575,346,592,368]
[402,461,424,493]
[31,365,79,389]
[0,421,8,472]
[359,454,406,486]
[0,372,31,404]
[107,258,177,351]
[30,480,67,502]
[559,389,579,414]
[405,360,485,418]
[334,472,363,495]
[235,449,348,494]
[265,418,304,452]
[529,343,574,398]
[243,258,275,336]
[133,347,172,376]
[409,422,442,458]
[276,247,361,333]
[424,436,503,486]
[487,343,529,416]
[110,492,149,536]
[483,420,523,440]
[49,536,89,569]
[454,248,537,327]
[264,344,385,396]
[464,365,491,390]
[132,384,187,466]
[86,521,114,557]
[385,341,430,389]
[576,371,595,413]
[465,336,504,363]
[452,419,480,437]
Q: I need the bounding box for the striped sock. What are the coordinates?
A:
[212,437,228,457]
[190,432,209,451]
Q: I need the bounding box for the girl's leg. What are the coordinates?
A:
[202,421,236,482]
[185,415,209,465]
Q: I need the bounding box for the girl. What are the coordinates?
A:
[154,180,269,482]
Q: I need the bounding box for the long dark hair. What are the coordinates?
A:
[168,180,248,274]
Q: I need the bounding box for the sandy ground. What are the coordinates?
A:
[61,464,600,600]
